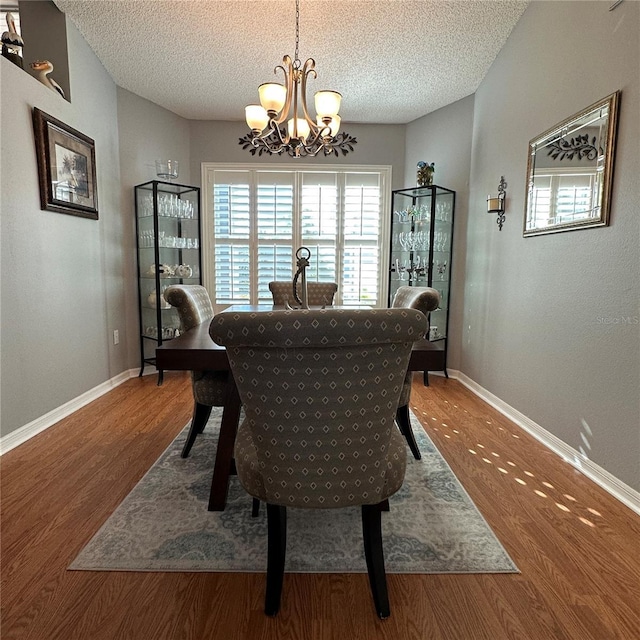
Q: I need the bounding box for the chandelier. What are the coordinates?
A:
[238,0,357,158]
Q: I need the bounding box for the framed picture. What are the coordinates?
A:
[32,108,98,219]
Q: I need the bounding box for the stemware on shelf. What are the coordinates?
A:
[134,179,202,381]
[388,184,456,373]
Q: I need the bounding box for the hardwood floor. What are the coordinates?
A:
[2,372,639,639]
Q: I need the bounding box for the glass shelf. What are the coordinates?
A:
[135,180,202,380]
[389,184,455,375]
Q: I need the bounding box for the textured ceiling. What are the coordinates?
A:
[53,0,528,124]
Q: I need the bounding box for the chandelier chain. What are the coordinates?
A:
[295,0,300,63]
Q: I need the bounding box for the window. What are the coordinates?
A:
[202,164,391,310]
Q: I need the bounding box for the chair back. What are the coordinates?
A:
[391,286,440,335]
[268,281,338,306]
[163,285,228,457]
[210,308,427,508]
[164,285,214,332]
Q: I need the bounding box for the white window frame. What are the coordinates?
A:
[201,163,392,311]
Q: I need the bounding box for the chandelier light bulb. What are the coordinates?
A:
[245,105,269,132]
[315,91,342,119]
[288,118,310,141]
[259,83,287,114]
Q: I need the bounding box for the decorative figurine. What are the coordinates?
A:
[148,264,174,278]
[30,60,65,98]
[1,12,24,68]
[417,161,435,187]
[175,264,193,278]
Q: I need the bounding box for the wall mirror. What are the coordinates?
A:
[523,91,620,237]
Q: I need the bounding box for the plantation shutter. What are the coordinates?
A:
[212,171,250,305]
[301,172,338,283]
[343,173,381,304]
[206,165,389,308]
[256,172,295,301]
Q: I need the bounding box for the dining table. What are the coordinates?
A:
[156,305,446,511]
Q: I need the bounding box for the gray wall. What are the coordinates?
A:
[115,87,192,369]
[461,0,639,490]
[0,22,125,437]
[404,95,475,371]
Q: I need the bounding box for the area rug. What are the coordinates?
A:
[70,409,518,574]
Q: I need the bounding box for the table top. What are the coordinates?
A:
[156,318,445,372]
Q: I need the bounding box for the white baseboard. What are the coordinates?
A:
[446,369,640,517]
[0,369,139,455]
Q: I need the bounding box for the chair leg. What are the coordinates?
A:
[396,405,421,460]
[181,402,213,458]
[362,503,390,619]
[252,498,261,517]
[265,504,287,616]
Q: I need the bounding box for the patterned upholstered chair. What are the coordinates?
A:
[210,308,427,618]
[163,285,230,458]
[268,280,338,307]
[391,286,440,460]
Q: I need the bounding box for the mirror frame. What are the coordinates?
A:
[523,91,620,237]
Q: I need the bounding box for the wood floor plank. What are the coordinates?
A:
[2,373,639,639]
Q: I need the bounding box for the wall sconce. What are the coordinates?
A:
[487,176,507,231]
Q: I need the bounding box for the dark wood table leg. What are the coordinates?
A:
[208,377,241,511]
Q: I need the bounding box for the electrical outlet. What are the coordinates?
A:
[113,329,120,345]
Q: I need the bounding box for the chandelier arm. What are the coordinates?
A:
[291,71,300,139]
[248,114,288,148]
[249,126,289,154]
[272,55,295,126]
[264,120,289,148]
[299,58,318,131]
[300,126,329,150]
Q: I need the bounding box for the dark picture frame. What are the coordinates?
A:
[32,108,98,219]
